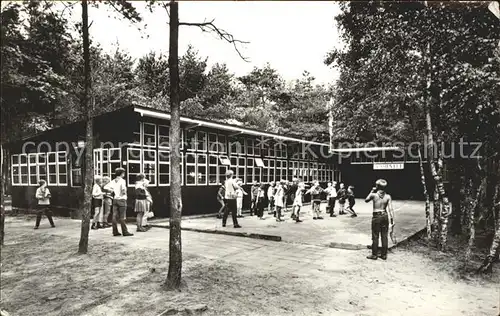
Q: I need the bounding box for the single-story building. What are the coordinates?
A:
[7,105,343,218]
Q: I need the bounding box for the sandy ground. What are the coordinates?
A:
[1,219,499,316]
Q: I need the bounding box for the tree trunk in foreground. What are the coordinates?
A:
[478,165,500,273]
[0,144,6,246]
[165,0,183,290]
[418,149,432,239]
[78,0,93,254]
[465,176,485,265]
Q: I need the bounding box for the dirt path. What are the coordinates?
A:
[1,218,498,316]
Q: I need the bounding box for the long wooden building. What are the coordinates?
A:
[7,105,343,217]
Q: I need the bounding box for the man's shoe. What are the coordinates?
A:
[313,217,317,220]
[234,225,242,228]
[379,255,387,260]
[330,214,337,217]
[34,226,39,230]
[351,214,358,218]
[123,232,134,236]
[366,255,378,260]
[222,224,226,227]
[295,219,303,223]
[51,225,56,228]
[91,223,97,230]
[113,232,122,236]
[318,217,324,220]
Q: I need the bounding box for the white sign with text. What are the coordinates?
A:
[373,163,404,170]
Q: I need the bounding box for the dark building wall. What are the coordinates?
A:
[339,163,425,200]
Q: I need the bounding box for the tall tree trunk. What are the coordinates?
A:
[418,148,432,239]
[0,144,6,246]
[424,40,450,251]
[78,0,93,254]
[165,0,183,290]
[478,162,500,273]
[465,173,485,266]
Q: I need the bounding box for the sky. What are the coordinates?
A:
[62,1,343,85]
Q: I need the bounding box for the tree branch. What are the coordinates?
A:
[179,19,250,62]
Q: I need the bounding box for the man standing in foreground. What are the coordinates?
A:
[112,168,133,237]
[365,179,394,260]
[222,170,242,228]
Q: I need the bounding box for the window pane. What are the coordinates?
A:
[158,125,169,148]
[144,123,156,135]
[209,166,217,184]
[59,174,67,185]
[198,165,207,184]
[219,135,227,153]
[20,154,28,164]
[29,154,37,164]
[12,155,19,165]
[72,169,83,186]
[197,132,207,151]
[209,155,218,165]
[186,130,196,151]
[30,175,37,185]
[198,154,207,165]
[58,164,66,174]
[110,149,121,161]
[159,151,170,162]
[186,153,196,164]
[186,165,196,184]
[128,148,141,161]
[159,174,170,185]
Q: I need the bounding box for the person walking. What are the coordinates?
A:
[292,181,306,223]
[324,181,338,217]
[111,168,133,237]
[222,170,242,228]
[365,179,395,260]
[337,183,347,215]
[101,176,113,228]
[34,180,55,229]
[91,175,104,229]
[250,180,260,216]
[274,180,286,222]
[134,174,148,232]
[346,185,358,217]
[236,178,248,218]
[306,181,324,220]
[216,183,225,219]
[267,182,276,215]
[256,184,266,220]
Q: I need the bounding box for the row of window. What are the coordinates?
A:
[11,149,340,187]
[12,152,68,186]
[133,122,297,158]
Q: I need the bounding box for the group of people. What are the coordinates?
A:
[33,168,154,237]
[216,172,395,260]
[91,168,154,235]
[216,173,360,226]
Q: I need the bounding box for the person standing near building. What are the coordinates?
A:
[222,170,242,228]
[256,184,266,220]
[346,185,358,218]
[267,182,276,215]
[324,181,337,217]
[216,183,225,219]
[101,176,113,228]
[250,180,260,216]
[34,180,55,229]
[292,181,306,223]
[337,183,347,215]
[287,178,299,219]
[112,168,133,237]
[134,174,148,232]
[236,178,248,218]
[91,176,104,230]
[274,180,286,222]
[365,179,394,260]
[143,178,153,230]
[306,181,324,220]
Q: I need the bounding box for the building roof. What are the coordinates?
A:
[133,106,330,147]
